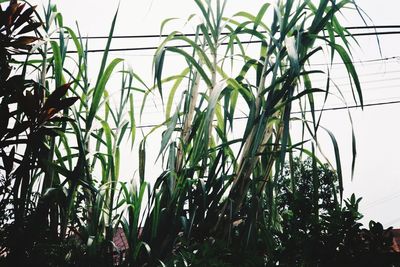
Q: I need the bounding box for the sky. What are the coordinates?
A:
[28,0,400,227]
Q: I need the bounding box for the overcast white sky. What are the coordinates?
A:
[29,0,400,227]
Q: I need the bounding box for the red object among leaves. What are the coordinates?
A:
[391,229,400,253]
[112,228,143,265]
[113,228,129,252]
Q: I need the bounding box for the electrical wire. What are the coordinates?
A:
[133,99,400,129]
[131,70,400,110]
[384,216,400,226]
[364,192,400,209]
[13,26,400,129]
[49,25,400,40]
[17,30,400,55]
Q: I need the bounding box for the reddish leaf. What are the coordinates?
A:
[13,3,25,23]
[43,83,73,110]
[10,36,38,49]
[13,5,36,30]
[40,97,78,122]
[17,22,41,35]
[52,83,73,100]
[5,3,18,29]
[38,107,58,123]
[57,97,79,110]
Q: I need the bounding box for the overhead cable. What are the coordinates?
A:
[134,99,400,129]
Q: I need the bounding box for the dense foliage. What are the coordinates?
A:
[0,1,79,265]
[274,159,400,266]
[0,0,399,266]
[169,159,400,266]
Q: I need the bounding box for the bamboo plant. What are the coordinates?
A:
[138,0,364,264]
[0,0,371,266]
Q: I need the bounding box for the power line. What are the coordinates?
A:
[351,31,400,37]
[310,56,400,66]
[335,76,400,86]
[384,216,400,226]
[19,30,400,55]
[133,73,400,113]
[19,49,400,68]
[134,99,400,129]
[140,84,400,115]
[50,25,400,40]
[108,51,400,69]
[125,63,400,108]
[312,69,400,83]
[139,88,400,116]
[364,191,400,209]
[345,25,400,30]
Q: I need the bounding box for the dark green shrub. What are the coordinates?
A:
[0,1,78,264]
[273,159,400,267]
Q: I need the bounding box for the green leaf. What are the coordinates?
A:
[160,17,179,36]
[154,48,166,99]
[87,58,123,132]
[159,98,182,160]
[253,3,270,30]
[100,120,114,182]
[166,47,212,88]
[166,68,189,120]
[129,94,136,148]
[64,26,83,57]
[321,126,343,202]
[330,42,363,107]
[86,7,120,132]
[139,140,146,184]
[50,41,64,87]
